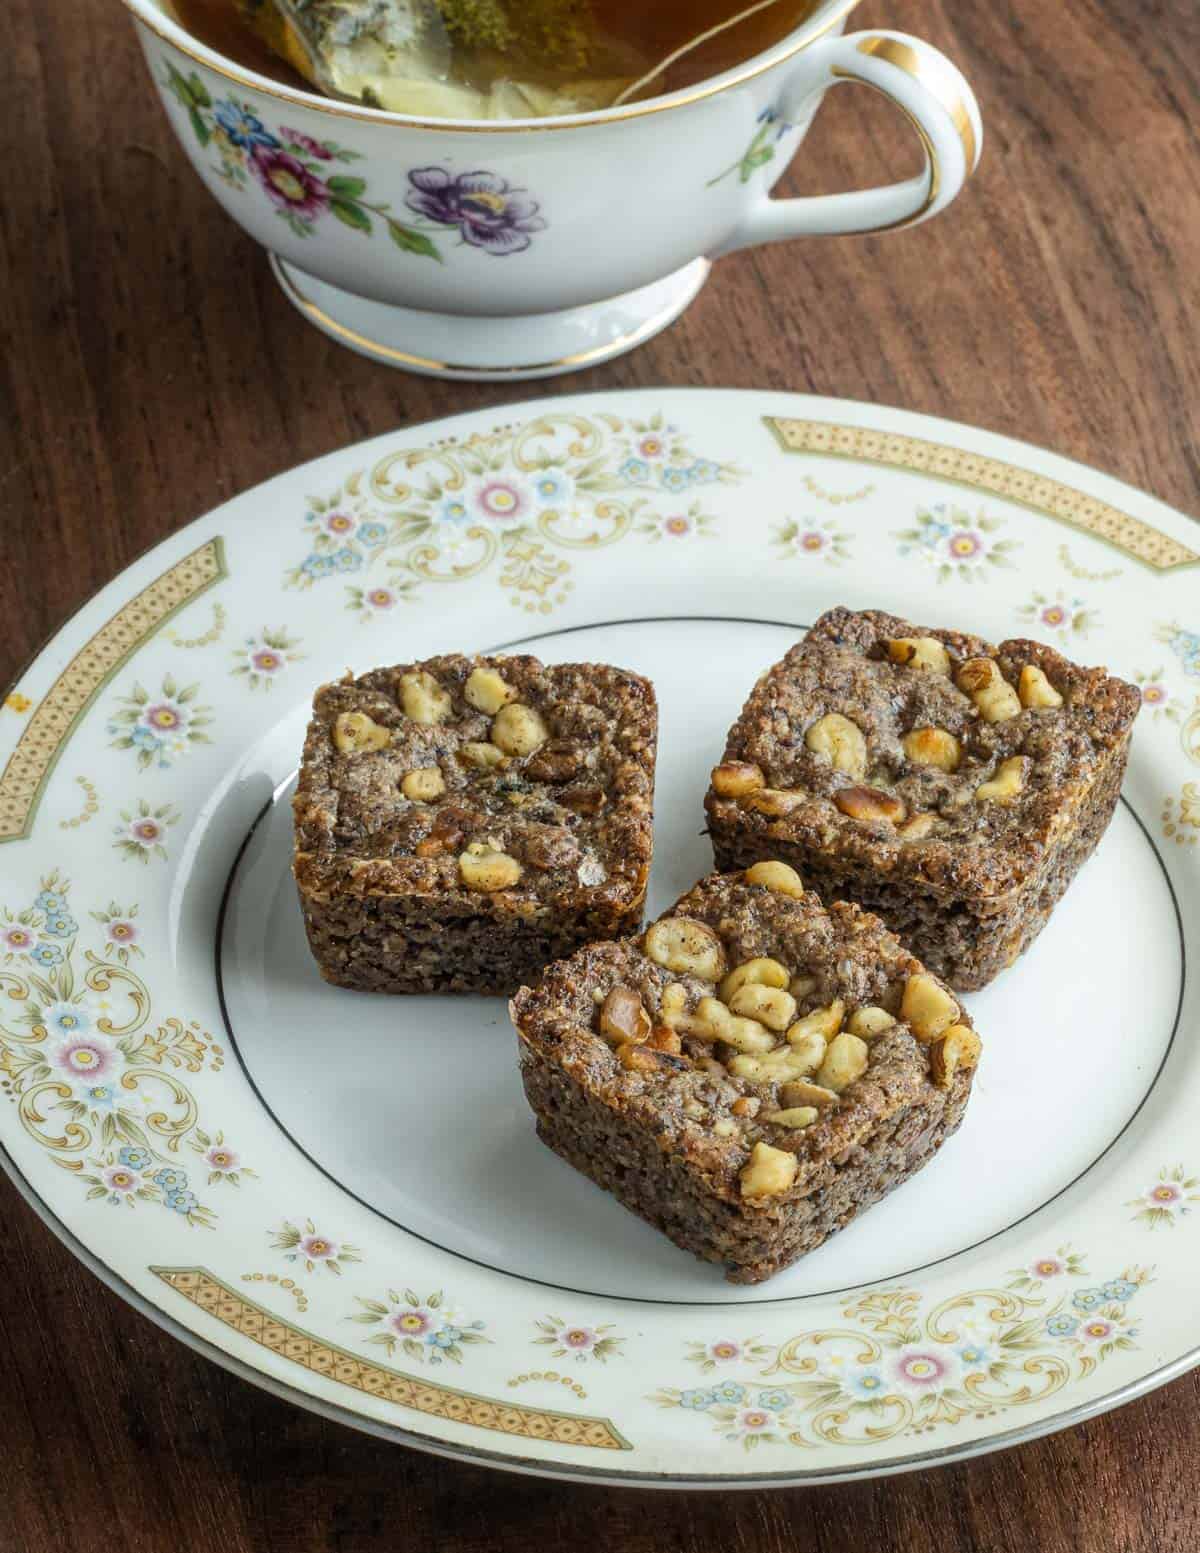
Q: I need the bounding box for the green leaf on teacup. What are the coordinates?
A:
[188,107,211,147]
[739,146,775,182]
[330,199,373,234]
[388,222,442,263]
[327,175,367,199]
[185,71,212,109]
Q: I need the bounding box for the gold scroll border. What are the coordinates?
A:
[0,538,228,844]
[153,1268,631,1452]
[764,418,1199,572]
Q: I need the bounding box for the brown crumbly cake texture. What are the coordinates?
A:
[705,606,1141,991]
[293,653,657,995]
[512,865,980,1284]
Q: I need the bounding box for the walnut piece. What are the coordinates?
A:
[787,1000,845,1044]
[400,670,452,725]
[333,710,390,753]
[458,845,522,892]
[976,756,1028,803]
[1019,664,1064,710]
[885,636,951,674]
[764,1106,819,1129]
[599,986,651,1047]
[902,726,961,772]
[930,1023,982,1088]
[464,666,516,715]
[805,712,868,778]
[957,657,1020,722]
[492,702,549,757]
[643,917,726,981]
[459,741,506,770]
[815,1031,869,1092]
[847,1006,896,1038]
[778,1078,839,1109]
[672,995,775,1055]
[728,983,797,1032]
[744,860,804,897]
[739,1141,798,1199]
[745,789,804,817]
[901,973,959,1041]
[898,813,937,841]
[711,761,765,798]
[835,786,907,825]
[401,767,444,802]
[719,956,789,1002]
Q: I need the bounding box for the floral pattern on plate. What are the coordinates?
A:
[894,504,1020,583]
[652,1267,1153,1451]
[113,800,178,864]
[1128,1166,1199,1227]
[533,1316,624,1364]
[0,876,229,1227]
[270,1219,362,1275]
[350,1288,489,1366]
[282,411,741,617]
[107,675,213,771]
[231,628,304,691]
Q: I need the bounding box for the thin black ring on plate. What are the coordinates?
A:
[213,613,1188,1307]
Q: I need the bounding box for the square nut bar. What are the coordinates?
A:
[293,653,657,995]
[705,607,1140,991]
[512,863,980,1284]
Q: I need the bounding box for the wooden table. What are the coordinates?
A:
[3,0,1198,1547]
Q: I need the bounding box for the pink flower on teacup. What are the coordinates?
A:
[250,146,331,222]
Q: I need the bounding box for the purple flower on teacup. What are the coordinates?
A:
[405,169,546,255]
[250,146,331,222]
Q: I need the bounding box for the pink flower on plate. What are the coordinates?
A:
[1029,1256,1065,1280]
[249,646,285,676]
[364,587,397,611]
[1039,603,1069,629]
[638,435,665,459]
[661,514,693,538]
[1140,682,1169,708]
[943,529,986,561]
[298,1231,340,1262]
[3,925,34,952]
[554,1324,598,1354]
[106,919,138,948]
[733,1407,774,1435]
[1078,1317,1115,1343]
[102,1164,139,1194]
[52,1033,118,1082]
[127,816,166,848]
[205,1144,240,1173]
[140,700,189,735]
[705,1339,743,1364]
[799,530,828,553]
[1146,1181,1183,1207]
[250,146,330,221]
[892,1348,955,1390]
[469,476,532,527]
[389,1306,441,1340]
[323,510,357,538]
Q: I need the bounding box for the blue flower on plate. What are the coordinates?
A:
[619,457,651,484]
[688,458,721,484]
[43,1000,92,1037]
[429,1329,458,1349]
[957,1343,994,1370]
[1072,1288,1105,1313]
[165,1189,198,1214]
[333,547,362,573]
[34,890,66,915]
[83,1084,116,1111]
[437,496,470,525]
[119,1145,153,1171]
[214,99,279,151]
[357,521,388,547]
[31,943,63,967]
[1045,1313,1079,1338]
[42,913,78,939]
[712,1381,746,1405]
[531,468,573,507]
[1101,1278,1140,1303]
[658,465,691,493]
[846,1367,887,1400]
[679,1388,716,1411]
[300,553,335,582]
[154,1167,189,1192]
[756,1389,791,1412]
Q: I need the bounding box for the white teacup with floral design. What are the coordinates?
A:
[125,0,982,379]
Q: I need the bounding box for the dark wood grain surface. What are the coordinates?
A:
[2,0,1199,1548]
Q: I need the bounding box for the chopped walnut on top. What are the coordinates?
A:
[596,872,979,1195]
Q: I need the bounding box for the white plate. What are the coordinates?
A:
[2,389,1198,1486]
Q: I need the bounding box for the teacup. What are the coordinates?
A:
[124,0,982,380]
